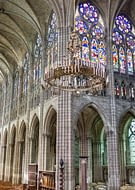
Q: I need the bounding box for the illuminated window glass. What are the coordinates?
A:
[47,12,58,70]
[14,70,19,98]
[33,34,42,82]
[75,2,106,67]
[127,49,133,74]
[127,119,135,164]
[23,52,29,95]
[113,14,135,75]
[112,45,119,71]
[82,36,90,62]
[119,47,126,74]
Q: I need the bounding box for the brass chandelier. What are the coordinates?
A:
[44,31,106,94]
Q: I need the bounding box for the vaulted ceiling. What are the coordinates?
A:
[0,0,52,82]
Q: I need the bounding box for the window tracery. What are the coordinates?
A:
[75,2,106,68]
[127,118,135,165]
[33,34,42,83]
[47,12,58,70]
[23,52,29,95]
[113,14,135,75]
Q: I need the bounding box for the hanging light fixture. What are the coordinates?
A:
[44,30,106,94]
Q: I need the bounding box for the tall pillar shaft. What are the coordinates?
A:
[107,130,120,190]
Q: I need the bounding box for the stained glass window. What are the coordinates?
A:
[91,39,98,65]
[82,36,90,62]
[33,34,42,82]
[47,12,58,70]
[113,14,135,75]
[23,52,29,95]
[127,118,135,164]
[101,129,107,165]
[14,69,19,100]
[127,49,133,74]
[112,45,119,71]
[119,47,126,73]
[75,2,106,68]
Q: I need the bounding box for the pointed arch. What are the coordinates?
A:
[44,106,57,171]
[30,114,39,163]
[19,120,27,140]
[44,106,57,135]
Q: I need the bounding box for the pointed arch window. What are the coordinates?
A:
[101,129,107,166]
[46,12,58,70]
[23,52,29,95]
[126,118,135,165]
[113,14,135,75]
[13,69,19,104]
[75,2,106,68]
[33,34,42,83]
[112,45,119,71]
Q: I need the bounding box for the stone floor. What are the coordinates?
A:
[0,181,25,190]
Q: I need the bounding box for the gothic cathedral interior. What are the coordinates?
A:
[0,1,135,190]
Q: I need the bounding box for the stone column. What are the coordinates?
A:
[28,137,33,164]
[0,145,6,180]
[41,134,47,170]
[45,135,51,170]
[105,1,121,185]
[106,130,120,190]
[55,25,75,190]
[12,140,23,184]
[56,91,74,190]
[80,156,88,190]
[120,137,126,185]
[87,137,93,185]
[4,142,10,181]
[93,141,102,182]
[6,143,14,182]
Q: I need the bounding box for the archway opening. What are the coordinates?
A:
[45,108,57,171]
[75,106,107,187]
[120,112,135,185]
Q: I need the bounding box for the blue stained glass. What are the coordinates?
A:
[112,31,123,45]
[75,17,89,35]
[127,35,135,49]
[115,15,132,33]
[82,36,90,62]
[112,45,119,71]
[119,47,126,73]
[113,14,135,75]
[92,25,104,39]
[79,3,99,23]
[98,41,106,65]
[91,39,98,65]
[128,119,135,164]
[75,2,106,68]
[127,49,133,74]
[48,12,57,47]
